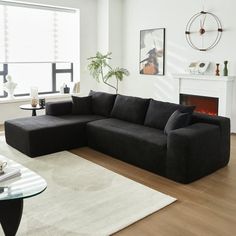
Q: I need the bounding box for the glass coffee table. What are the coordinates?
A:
[0,156,47,236]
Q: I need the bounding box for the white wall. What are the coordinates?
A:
[97,0,109,54]
[108,0,123,68]
[120,0,236,101]
[0,0,98,123]
[96,0,123,93]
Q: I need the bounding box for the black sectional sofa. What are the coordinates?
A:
[5,91,230,183]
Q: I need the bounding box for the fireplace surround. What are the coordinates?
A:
[172,74,236,132]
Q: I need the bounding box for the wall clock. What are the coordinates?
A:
[185,11,223,51]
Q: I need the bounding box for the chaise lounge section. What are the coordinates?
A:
[5,114,105,157]
[4,91,230,183]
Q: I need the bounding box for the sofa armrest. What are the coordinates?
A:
[46,101,72,116]
[192,112,230,134]
[191,113,230,166]
[166,122,229,183]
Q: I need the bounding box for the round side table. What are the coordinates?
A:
[19,104,45,116]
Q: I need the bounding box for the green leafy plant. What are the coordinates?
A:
[87,52,129,93]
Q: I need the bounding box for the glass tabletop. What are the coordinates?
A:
[0,155,47,201]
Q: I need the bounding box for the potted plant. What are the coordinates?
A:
[87,52,129,94]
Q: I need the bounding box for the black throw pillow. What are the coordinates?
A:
[144,99,195,130]
[89,90,116,117]
[164,110,191,135]
[71,96,92,115]
[111,94,150,124]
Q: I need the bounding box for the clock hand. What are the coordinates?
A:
[199,15,206,35]
[202,14,207,28]
[189,29,217,34]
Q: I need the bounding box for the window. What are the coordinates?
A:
[0,1,79,97]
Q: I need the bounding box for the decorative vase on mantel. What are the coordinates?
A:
[215,63,220,76]
[223,61,228,76]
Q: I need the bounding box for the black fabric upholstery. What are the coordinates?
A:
[4,96,231,184]
[144,99,195,130]
[5,115,104,157]
[87,118,167,175]
[164,110,191,135]
[111,94,150,124]
[167,123,222,183]
[46,101,72,116]
[89,90,116,117]
[72,96,92,115]
[191,112,230,167]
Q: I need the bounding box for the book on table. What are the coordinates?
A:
[0,167,21,182]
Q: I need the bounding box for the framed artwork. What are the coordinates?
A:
[140,28,165,76]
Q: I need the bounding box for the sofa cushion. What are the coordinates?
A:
[89,90,116,117]
[164,110,191,135]
[72,96,92,115]
[5,114,105,157]
[111,94,150,124]
[144,99,195,130]
[87,118,167,175]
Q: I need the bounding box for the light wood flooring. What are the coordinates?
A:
[71,136,236,236]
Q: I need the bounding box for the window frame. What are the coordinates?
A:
[0,62,73,98]
[0,1,78,98]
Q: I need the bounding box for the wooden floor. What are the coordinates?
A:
[71,136,236,236]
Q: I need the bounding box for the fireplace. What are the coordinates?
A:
[172,74,235,131]
[180,94,219,116]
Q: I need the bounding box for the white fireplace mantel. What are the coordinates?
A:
[172,74,236,132]
[172,74,235,82]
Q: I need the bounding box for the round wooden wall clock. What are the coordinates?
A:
[185,11,223,51]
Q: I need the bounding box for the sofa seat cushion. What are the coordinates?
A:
[144,99,195,130]
[5,115,104,157]
[87,118,167,175]
[111,94,150,124]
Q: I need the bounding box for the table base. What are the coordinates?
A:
[0,199,23,236]
[32,110,36,116]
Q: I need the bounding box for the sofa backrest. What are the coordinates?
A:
[89,90,117,117]
[144,99,195,130]
[111,94,150,124]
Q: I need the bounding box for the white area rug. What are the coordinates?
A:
[0,136,176,235]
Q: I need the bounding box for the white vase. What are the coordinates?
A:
[30,87,38,98]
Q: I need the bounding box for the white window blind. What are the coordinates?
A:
[0,2,79,63]
[0,6,5,62]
